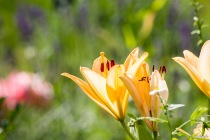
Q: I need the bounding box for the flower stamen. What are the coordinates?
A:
[139,76,150,83]
[159,66,162,73]
[162,66,166,79]
[111,60,115,67]
[106,61,110,71]
[99,52,116,77]
[100,63,105,72]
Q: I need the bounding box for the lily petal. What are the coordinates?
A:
[80,67,120,118]
[198,40,210,83]
[150,88,167,96]
[183,50,199,69]
[61,72,118,119]
[124,48,139,70]
[150,70,161,90]
[150,71,168,120]
[126,52,149,75]
[106,65,125,102]
[120,74,141,109]
[120,74,151,117]
[173,57,210,98]
[106,65,127,118]
[150,70,168,101]
[120,73,153,130]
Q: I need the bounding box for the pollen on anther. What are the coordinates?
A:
[152,65,155,72]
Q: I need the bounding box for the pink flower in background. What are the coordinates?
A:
[0,72,53,109]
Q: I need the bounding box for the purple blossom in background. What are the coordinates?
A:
[75,2,89,30]
[179,22,191,50]
[16,5,45,41]
[16,7,33,40]
[167,1,178,28]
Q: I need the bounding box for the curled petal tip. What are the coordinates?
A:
[183,50,193,58]
[172,57,176,60]
[183,50,188,53]
[61,72,68,76]
[144,52,149,56]
[132,47,139,52]
[61,73,73,79]
[80,67,87,72]
[172,57,180,61]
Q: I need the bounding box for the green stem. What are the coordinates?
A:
[165,113,172,140]
[120,120,135,140]
[192,0,204,46]
[153,131,158,140]
[172,120,191,135]
[157,93,172,140]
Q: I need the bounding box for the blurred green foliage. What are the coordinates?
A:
[0,0,210,139]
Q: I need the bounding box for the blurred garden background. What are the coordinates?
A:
[0,0,210,139]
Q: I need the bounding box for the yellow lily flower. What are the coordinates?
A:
[173,40,210,98]
[61,48,148,120]
[120,63,168,131]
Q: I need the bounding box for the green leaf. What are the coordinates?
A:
[168,104,185,111]
[202,124,205,136]
[137,117,168,123]
[197,4,203,10]
[190,106,208,126]
[127,113,137,119]
[203,122,209,128]
[201,24,208,28]
[193,21,198,26]
[135,123,153,140]
[202,121,210,136]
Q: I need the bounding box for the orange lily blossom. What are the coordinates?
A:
[61,48,148,120]
[120,62,168,131]
[173,40,210,98]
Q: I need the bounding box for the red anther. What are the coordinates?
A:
[110,60,115,67]
[147,77,150,83]
[152,65,155,72]
[106,61,110,71]
[139,77,146,81]
[100,63,104,72]
[159,66,162,73]
[162,66,166,73]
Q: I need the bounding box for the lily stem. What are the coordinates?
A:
[153,131,158,140]
[157,93,172,140]
[192,0,204,46]
[172,120,191,135]
[120,120,135,140]
[165,113,173,140]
